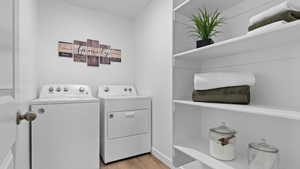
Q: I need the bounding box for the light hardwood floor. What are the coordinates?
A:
[101,154,170,169]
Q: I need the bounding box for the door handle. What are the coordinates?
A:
[125,112,135,118]
[16,112,37,125]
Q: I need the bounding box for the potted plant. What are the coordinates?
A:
[190,8,224,48]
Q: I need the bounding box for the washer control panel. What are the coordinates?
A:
[39,84,93,98]
[98,85,137,98]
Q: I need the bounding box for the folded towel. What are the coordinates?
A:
[247,21,287,36]
[249,1,300,26]
[194,72,255,90]
[248,11,300,31]
[192,86,250,105]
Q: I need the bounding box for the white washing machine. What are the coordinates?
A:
[30,84,99,169]
[98,85,151,164]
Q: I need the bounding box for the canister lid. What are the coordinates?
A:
[249,139,279,153]
[210,122,236,135]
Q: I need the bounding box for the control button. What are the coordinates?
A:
[63,87,68,92]
[104,87,110,92]
[79,87,85,93]
[56,87,61,92]
[128,88,132,92]
[124,88,128,92]
[48,87,54,93]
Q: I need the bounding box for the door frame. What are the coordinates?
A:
[13,0,19,99]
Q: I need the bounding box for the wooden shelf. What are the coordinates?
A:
[173,20,300,61]
[174,138,248,169]
[174,100,300,121]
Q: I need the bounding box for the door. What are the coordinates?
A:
[1,0,20,169]
[0,97,17,169]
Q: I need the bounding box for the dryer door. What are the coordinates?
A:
[107,109,149,139]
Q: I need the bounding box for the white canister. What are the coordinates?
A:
[209,122,237,161]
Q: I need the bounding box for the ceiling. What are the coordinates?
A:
[63,0,152,19]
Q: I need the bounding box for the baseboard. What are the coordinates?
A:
[151,147,175,169]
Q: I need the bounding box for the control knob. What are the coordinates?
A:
[56,87,61,92]
[79,87,85,93]
[48,87,54,93]
[104,87,110,92]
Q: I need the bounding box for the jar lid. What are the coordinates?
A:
[209,122,236,135]
[249,139,279,153]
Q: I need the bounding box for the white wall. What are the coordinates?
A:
[134,0,173,166]
[15,0,38,169]
[37,0,136,94]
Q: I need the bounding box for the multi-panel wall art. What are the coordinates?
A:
[58,39,122,67]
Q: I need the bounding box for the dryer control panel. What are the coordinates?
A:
[98,85,137,98]
[39,84,93,98]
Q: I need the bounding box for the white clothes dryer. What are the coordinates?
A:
[98,85,151,164]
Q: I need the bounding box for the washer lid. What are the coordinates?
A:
[31,97,99,105]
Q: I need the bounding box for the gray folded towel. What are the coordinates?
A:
[248,10,300,31]
[192,86,250,105]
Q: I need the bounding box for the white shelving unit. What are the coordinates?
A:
[174,138,248,169]
[172,0,300,169]
[173,0,246,20]
[174,100,300,121]
[173,0,190,12]
[174,20,300,61]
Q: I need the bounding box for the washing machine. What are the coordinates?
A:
[98,85,151,164]
[30,84,99,169]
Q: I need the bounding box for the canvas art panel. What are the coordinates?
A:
[58,41,73,57]
[87,56,99,67]
[99,44,111,64]
[110,49,121,62]
[58,39,121,67]
[73,40,87,62]
[87,39,100,67]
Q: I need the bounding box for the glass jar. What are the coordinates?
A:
[248,139,279,169]
[209,122,237,161]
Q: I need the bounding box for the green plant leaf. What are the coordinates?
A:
[189,8,224,40]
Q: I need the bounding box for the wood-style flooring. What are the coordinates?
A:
[101,154,170,169]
